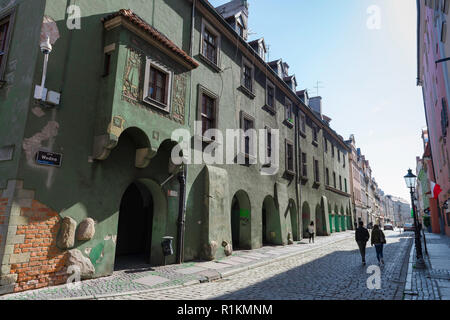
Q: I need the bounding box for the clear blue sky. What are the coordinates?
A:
[211,0,425,201]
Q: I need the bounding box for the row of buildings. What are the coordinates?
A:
[0,0,399,294]
[416,0,450,237]
[346,136,412,228]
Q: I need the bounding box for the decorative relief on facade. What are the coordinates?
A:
[121,45,186,125]
[171,73,186,124]
[122,47,142,105]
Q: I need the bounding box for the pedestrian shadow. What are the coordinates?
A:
[211,233,412,300]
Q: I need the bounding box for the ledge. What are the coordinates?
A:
[312,181,321,189]
[283,119,294,128]
[262,104,276,115]
[299,131,306,139]
[312,140,318,147]
[198,54,222,72]
[238,85,256,99]
[325,185,351,197]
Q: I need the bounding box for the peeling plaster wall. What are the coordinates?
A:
[0,0,46,189]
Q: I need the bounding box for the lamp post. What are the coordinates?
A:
[404,169,426,269]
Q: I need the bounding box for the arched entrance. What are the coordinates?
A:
[115,182,154,268]
[315,200,327,236]
[262,196,282,245]
[302,202,311,238]
[231,190,252,250]
[328,203,333,233]
[341,206,346,231]
[334,205,340,232]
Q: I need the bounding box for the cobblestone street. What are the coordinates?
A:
[98,230,411,300]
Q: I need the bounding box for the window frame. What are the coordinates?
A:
[143,57,173,113]
[197,84,219,139]
[313,158,320,183]
[301,152,308,178]
[241,56,254,95]
[200,18,221,70]
[265,79,276,112]
[299,112,306,136]
[0,8,16,82]
[240,111,256,160]
[285,139,295,175]
[284,98,294,127]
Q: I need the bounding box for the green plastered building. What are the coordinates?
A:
[0,0,353,294]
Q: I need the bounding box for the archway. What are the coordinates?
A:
[334,204,340,232]
[115,182,154,268]
[328,203,333,233]
[262,196,282,245]
[341,205,346,231]
[302,202,311,238]
[316,198,328,236]
[231,190,252,250]
[288,200,298,241]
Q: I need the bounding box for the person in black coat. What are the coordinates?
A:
[355,221,370,266]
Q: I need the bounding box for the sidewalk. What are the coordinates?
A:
[0,231,354,300]
[404,231,450,300]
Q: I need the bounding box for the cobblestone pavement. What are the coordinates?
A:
[0,231,353,300]
[404,232,450,300]
[98,231,411,300]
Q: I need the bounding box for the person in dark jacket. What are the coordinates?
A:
[371,224,386,265]
[355,221,370,265]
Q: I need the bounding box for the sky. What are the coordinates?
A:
[211,0,426,201]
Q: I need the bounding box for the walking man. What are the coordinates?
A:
[355,221,370,266]
[308,221,315,244]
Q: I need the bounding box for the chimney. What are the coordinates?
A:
[309,96,322,117]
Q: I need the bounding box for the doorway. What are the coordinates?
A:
[115,182,154,270]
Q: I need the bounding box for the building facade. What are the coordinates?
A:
[0,0,355,294]
[417,0,450,237]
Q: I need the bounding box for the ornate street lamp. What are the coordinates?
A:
[404,169,426,269]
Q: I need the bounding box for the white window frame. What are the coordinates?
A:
[200,18,221,68]
[0,7,16,81]
[143,56,173,113]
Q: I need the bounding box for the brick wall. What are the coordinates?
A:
[0,198,7,249]
[8,200,67,293]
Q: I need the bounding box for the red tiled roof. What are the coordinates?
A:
[102,9,198,69]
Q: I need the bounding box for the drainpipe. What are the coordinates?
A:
[188,0,196,126]
[294,113,301,240]
[176,165,187,264]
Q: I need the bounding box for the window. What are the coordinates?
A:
[200,91,217,136]
[314,158,320,183]
[345,178,348,193]
[343,154,346,168]
[266,81,275,110]
[201,19,221,69]
[326,168,330,185]
[301,152,307,177]
[339,176,342,190]
[241,58,254,94]
[299,112,306,135]
[240,112,256,158]
[442,98,449,137]
[442,21,447,43]
[143,57,172,112]
[266,127,273,160]
[202,22,219,65]
[286,140,294,174]
[197,86,219,132]
[324,138,328,153]
[285,99,293,125]
[0,12,13,80]
[312,125,318,143]
[333,172,336,188]
[332,145,335,158]
[338,150,341,162]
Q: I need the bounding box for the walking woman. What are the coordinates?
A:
[371,224,387,265]
[308,221,315,244]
